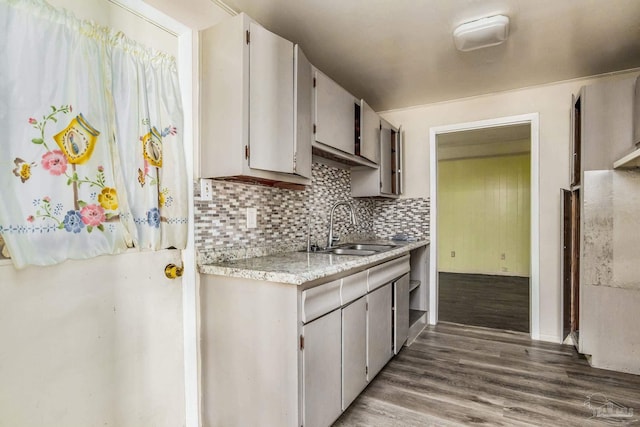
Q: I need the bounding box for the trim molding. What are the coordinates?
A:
[429,113,541,341]
[208,0,237,16]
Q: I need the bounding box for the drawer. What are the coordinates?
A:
[368,255,410,292]
[341,270,368,305]
[301,278,342,323]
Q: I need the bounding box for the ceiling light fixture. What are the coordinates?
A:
[453,15,510,52]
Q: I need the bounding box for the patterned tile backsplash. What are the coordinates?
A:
[373,198,430,239]
[194,162,429,263]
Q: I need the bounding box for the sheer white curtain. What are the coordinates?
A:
[0,0,187,268]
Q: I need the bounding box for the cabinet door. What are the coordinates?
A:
[314,70,356,155]
[380,119,402,196]
[393,274,410,353]
[293,45,312,178]
[367,283,393,381]
[248,22,295,174]
[303,309,342,427]
[342,296,367,410]
[380,121,393,195]
[360,100,380,164]
[571,93,581,187]
[396,125,403,195]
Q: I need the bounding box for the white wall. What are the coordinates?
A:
[381,69,640,342]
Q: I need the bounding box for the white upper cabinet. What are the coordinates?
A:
[314,68,358,155]
[248,21,294,174]
[359,99,380,164]
[384,119,404,196]
[351,118,403,198]
[200,13,312,185]
[294,46,313,178]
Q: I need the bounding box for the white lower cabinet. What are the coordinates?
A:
[341,296,368,410]
[367,283,393,380]
[302,309,342,427]
[200,254,415,427]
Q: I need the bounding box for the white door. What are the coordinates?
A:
[302,310,342,427]
[342,296,367,410]
[0,2,191,426]
[0,250,186,427]
[367,283,393,380]
[249,21,295,174]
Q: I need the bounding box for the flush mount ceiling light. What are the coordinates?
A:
[453,15,510,52]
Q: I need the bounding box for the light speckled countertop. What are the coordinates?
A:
[198,239,429,285]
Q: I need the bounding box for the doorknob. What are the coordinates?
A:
[165,263,184,279]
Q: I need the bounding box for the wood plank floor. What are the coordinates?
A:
[439,273,530,333]
[334,322,640,426]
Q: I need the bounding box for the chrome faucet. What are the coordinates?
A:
[327,201,357,248]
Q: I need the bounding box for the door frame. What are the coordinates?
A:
[429,113,540,340]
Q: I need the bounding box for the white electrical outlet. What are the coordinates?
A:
[246,208,257,229]
[200,179,213,201]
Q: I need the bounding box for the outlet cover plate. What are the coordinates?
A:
[246,208,257,229]
[200,178,213,201]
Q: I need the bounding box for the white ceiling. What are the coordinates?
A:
[201,0,640,112]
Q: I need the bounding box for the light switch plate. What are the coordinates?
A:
[246,208,257,229]
[200,178,213,201]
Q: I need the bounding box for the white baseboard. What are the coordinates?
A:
[538,333,562,344]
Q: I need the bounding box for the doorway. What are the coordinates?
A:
[429,114,540,339]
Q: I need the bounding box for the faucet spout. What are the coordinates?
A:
[327,201,357,248]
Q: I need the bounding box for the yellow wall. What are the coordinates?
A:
[438,154,531,276]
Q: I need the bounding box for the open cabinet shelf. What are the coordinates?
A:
[409,279,421,293]
[407,244,429,345]
[613,146,640,169]
[409,309,427,326]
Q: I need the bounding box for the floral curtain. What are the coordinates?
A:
[0,0,187,268]
[110,36,188,251]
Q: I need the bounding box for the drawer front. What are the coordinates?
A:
[341,270,368,305]
[301,279,342,323]
[368,255,410,292]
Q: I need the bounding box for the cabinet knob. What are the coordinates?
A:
[165,263,184,279]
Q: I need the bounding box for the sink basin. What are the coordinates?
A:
[339,244,396,252]
[309,242,398,256]
[301,242,398,256]
[330,248,377,256]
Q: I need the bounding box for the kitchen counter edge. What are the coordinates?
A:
[198,240,429,285]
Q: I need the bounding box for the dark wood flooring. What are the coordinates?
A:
[439,273,530,333]
[334,322,640,426]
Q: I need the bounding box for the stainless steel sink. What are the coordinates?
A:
[307,242,397,256]
[330,248,377,256]
[339,244,396,252]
